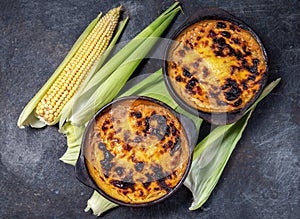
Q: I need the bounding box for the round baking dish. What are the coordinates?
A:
[75,96,197,207]
[163,8,268,125]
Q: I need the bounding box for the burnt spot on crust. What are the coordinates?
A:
[157,177,172,192]
[232,38,240,44]
[183,68,192,78]
[148,114,168,140]
[124,131,130,142]
[170,62,177,69]
[164,125,170,137]
[98,141,115,174]
[175,75,182,82]
[202,66,210,78]
[135,162,144,172]
[230,66,240,75]
[178,49,186,57]
[223,78,242,101]
[214,37,226,46]
[247,62,258,74]
[152,164,165,181]
[212,36,245,60]
[233,98,243,107]
[248,75,256,81]
[143,173,153,188]
[123,144,132,151]
[104,150,114,161]
[216,21,227,28]
[136,121,142,126]
[170,123,177,136]
[130,111,142,118]
[98,142,106,150]
[102,125,108,131]
[100,146,115,174]
[193,62,199,68]
[115,166,125,176]
[241,80,248,90]
[216,99,229,106]
[101,160,114,172]
[134,136,143,143]
[110,179,135,190]
[209,30,216,37]
[186,77,199,91]
[170,136,181,156]
[221,31,231,38]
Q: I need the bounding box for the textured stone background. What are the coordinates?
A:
[0,0,299,218]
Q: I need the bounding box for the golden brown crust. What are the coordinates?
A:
[167,20,267,113]
[84,99,189,204]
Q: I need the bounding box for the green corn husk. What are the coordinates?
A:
[17,10,127,128]
[184,78,281,210]
[84,191,118,217]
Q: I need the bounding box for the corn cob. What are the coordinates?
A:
[34,6,121,124]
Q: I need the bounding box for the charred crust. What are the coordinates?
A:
[134,136,143,143]
[104,150,114,161]
[157,178,172,192]
[100,160,114,172]
[130,111,142,118]
[241,80,248,89]
[178,49,185,57]
[248,75,256,81]
[124,131,130,142]
[170,136,181,156]
[202,66,210,77]
[223,78,242,101]
[185,77,199,91]
[115,166,125,176]
[183,68,192,78]
[110,179,135,190]
[102,125,108,131]
[209,30,216,37]
[136,121,142,126]
[123,144,132,151]
[98,142,106,150]
[232,38,240,44]
[193,62,199,68]
[135,162,144,172]
[175,75,182,82]
[152,165,164,180]
[233,98,243,107]
[221,31,231,38]
[216,21,226,28]
[216,99,228,106]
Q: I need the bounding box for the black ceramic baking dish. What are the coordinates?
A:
[75,96,197,207]
[163,8,269,125]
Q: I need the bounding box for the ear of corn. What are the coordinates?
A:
[58,17,128,128]
[18,6,122,128]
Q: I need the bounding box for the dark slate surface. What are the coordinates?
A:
[0,0,299,218]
